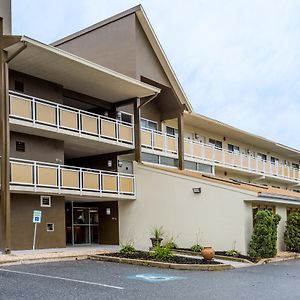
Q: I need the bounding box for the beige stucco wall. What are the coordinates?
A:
[0,0,11,34]
[119,163,257,254]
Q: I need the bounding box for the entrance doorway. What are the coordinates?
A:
[66,204,99,245]
[65,202,119,246]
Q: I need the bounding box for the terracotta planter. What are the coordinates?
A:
[150,238,163,247]
[201,246,215,260]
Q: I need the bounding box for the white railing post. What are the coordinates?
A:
[56,105,60,131]
[32,97,36,126]
[33,162,37,192]
[222,149,225,165]
[98,116,101,140]
[58,165,61,193]
[117,173,120,196]
[99,171,102,196]
[116,121,120,143]
[164,133,167,154]
[78,111,82,137]
[79,168,83,195]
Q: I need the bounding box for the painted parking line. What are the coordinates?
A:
[127,273,184,282]
[0,268,124,290]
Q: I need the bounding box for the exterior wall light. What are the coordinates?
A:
[118,160,123,167]
[107,160,112,167]
[192,187,201,194]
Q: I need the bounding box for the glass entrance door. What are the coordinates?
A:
[73,207,99,245]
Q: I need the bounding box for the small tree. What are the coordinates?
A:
[284,212,300,252]
[248,210,281,258]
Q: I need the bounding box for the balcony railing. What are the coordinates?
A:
[9,91,134,146]
[184,139,300,182]
[141,128,178,154]
[8,158,135,197]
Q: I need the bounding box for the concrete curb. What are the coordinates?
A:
[0,254,89,266]
[173,249,254,264]
[89,255,233,271]
[257,254,300,265]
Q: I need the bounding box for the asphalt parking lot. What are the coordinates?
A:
[0,259,300,300]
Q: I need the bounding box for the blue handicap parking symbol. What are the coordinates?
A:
[127,273,184,282]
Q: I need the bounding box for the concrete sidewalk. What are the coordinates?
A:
[0,245,119,266]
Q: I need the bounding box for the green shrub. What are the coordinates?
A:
[120,242,136,255]
[150,245,173,261]
[225,249,240,257]
[284,212,300,252]
[190,244,203,252]
[248,210,281,258]
[163,236,177,249]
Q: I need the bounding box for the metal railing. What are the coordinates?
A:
[9,91,134,146]
[9,157,136,197]
[141,128,178,154]
[184,139,300,182]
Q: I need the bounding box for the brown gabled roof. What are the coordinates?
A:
[52,5,193,112]
[143,163,300,201]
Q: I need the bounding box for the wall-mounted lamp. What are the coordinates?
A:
[192,187,201,194]
[118,160,123,168]
[107,160,113,167]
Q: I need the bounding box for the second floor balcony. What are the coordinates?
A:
[8,158,136,199]
[9,91,134,154]
[140,127,300,185]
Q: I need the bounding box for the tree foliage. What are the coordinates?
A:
[248,210,281,258]
[284,212,300,252]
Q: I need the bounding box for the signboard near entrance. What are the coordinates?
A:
[32,210,42,250]
[33,210,42,223]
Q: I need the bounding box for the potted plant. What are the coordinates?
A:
[150,226,164,247]
[201,246,215,260]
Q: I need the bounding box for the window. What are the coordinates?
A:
[209,138,222,149]
[40,195,51,207]
[141,153,159,164]
[257,153,267,161]
[16,141,25,152]
[292,163,299,170]
[198,163,213,174]
[185,161,197,171]
[228,144,240,153]
[141,118,158,131]
[14,80,24,93]
[119,112,133,124]
[271,156,279,164]
[47,223,54,232]
[166,126,178,137]
[160,156,178,167]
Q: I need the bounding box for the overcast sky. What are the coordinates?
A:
[12,0,300,149]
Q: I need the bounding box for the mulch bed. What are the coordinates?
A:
[215,251,257,263]
[176,248,257,263]
[103,251,221,265]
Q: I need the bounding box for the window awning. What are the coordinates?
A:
[4,36,160,103]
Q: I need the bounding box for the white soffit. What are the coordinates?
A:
[5,36,160,102]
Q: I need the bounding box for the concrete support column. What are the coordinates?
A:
[177,112,184,170]
[134,98,141,163]
[0,24,11,254]
[276,205,287,252]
